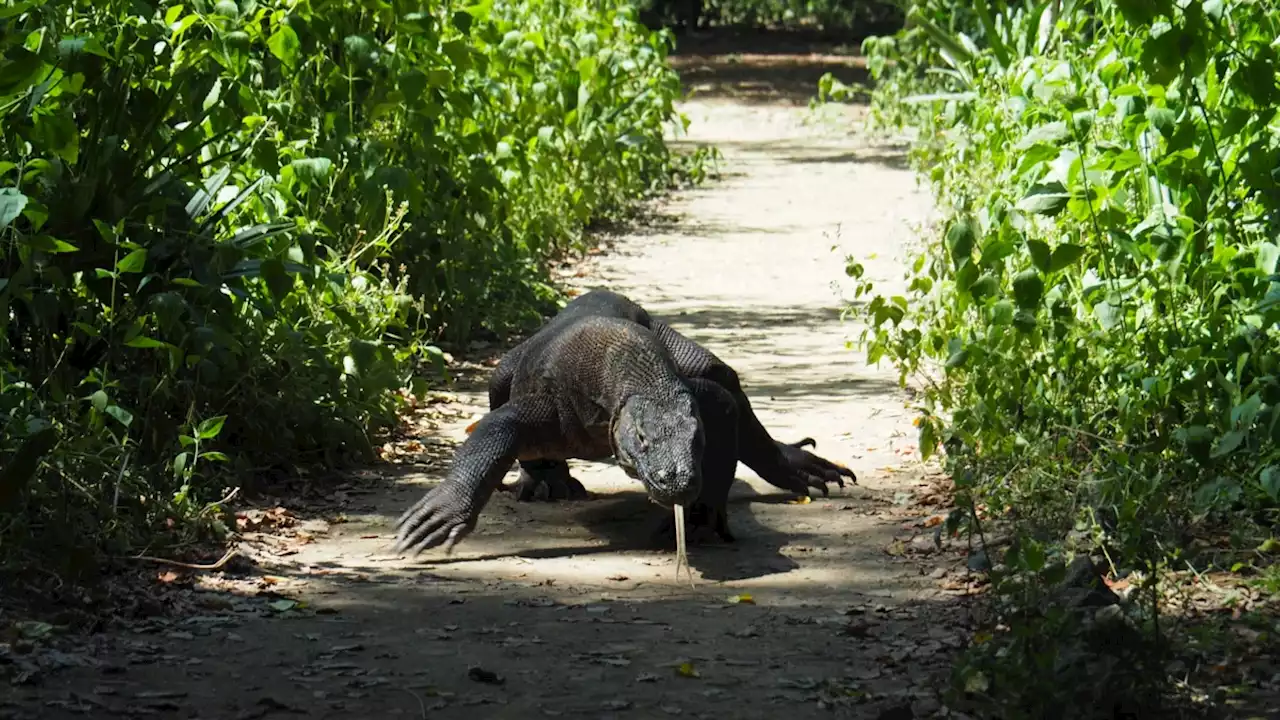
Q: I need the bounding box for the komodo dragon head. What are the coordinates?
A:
[609,391,704,508]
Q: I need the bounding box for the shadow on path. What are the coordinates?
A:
[667,27,872,106]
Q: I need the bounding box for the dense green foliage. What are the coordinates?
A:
[0,0,698,574]
[841,0,1280,715]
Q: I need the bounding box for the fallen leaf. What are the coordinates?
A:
[787,495,812,505]
[14,621,54,640]
[267,599,298,613]
[963,670,989,694]
[676,662,700,679]
[727,594,755,605]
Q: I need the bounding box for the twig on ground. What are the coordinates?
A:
[125,547,238,571]
[399,687,427,719]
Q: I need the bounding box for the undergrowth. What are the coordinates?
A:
[825,0,1280,716]
[0,0,707,580]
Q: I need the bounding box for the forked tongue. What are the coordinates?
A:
[673,503,694,587]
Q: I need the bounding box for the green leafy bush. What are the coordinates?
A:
[0,0,694,575]
[838,0,1280,714]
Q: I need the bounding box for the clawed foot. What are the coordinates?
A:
[394,486,478,557]
[498,462,591,502]
[648,502,735,546]
[770,437,857,497]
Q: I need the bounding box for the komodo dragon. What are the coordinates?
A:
[489,290,854,505]
[394,290,855,556]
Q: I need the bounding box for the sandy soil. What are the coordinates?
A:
[3,36,986,720]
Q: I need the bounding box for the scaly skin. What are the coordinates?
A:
[395,315,724,556]
[489,290,856,507]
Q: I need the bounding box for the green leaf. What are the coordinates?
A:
[1012,269,1045,309]
[1211,430,1246,458]
[1071,111,1095,136]
[26,235,79,253]
[991,299,1015,326]
[1049,244,1086,272]
[452,10,473,34]
[173,452,190,478]
[1231,394,1263,429]
[1105,150,1144,172]
[0,49,43,96]
[1026,239,1051,272]
[907,7,974,65]
[919,417,938,462]
[58,35,111,59]
[348,338,382,374]
[1017,182,1070,216]
[290,157,333,186]
[105,405,134,429]
[1015,121,1069,150]
[0,2,35,20]
[1256,243,1280,274]
[260,258,294,301]
[117,248,147,273]
[968,273,999,300]
[197,415,227,440]
[946,219,975,266]
[268,26,301,68]
[1261,466,1280,502]
[88,389,108,412]
[125,336,166,349]
[1021,538,1046,572]
[0,187,28,228]
[1114,0,1166,26]
[1012,309,1038,333]
[1145,105,1176,135]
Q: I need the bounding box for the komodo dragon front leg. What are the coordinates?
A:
[395,400,557,555]
[485,342,592,502]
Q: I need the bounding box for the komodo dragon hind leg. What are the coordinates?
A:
[648,377,740,547]
[510,459,590,502]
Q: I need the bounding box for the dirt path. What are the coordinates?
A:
[5,39,978,720]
